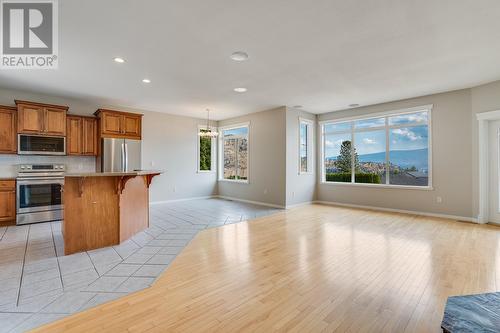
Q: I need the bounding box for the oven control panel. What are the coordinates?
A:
[17,164,66,173]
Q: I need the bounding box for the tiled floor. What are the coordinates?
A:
[0,198,281,333]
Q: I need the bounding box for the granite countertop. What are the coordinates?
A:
[64,170,163,177]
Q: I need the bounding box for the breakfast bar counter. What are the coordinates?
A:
[62,171,161,255]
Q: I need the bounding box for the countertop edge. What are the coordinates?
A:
[64,171,163,177]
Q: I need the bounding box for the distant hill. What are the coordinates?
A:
[327,148,428,170]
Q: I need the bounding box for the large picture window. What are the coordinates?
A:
[321,106,431,187]
[220,124,249,182]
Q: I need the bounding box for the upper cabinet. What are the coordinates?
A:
[16,100,68,136]
[95,109,142,139]
[67,115,97,156]
[0,106,17,154]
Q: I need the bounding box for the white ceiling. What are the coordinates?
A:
[1,0,500,120]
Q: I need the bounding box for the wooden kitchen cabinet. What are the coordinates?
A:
[0,106,17,154]
[82,117,97,155]
[95,109,142,139]
[16,100,68,136]
[0,180,16,225]
[66,115,97,156]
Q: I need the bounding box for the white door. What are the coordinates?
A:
[488,120,500,223]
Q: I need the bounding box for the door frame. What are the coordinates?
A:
[477,109,500,223]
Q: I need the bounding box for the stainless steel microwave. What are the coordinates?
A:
[18,134,66,155]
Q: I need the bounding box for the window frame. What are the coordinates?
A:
[319,105,433,190]
[197,125,217,173]
[298,117,314,175]
[218,122,250,184]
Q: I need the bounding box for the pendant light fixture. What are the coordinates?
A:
[199,108,219,138]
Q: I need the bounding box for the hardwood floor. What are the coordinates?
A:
[32,204,500,332]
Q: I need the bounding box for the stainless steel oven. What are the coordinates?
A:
[18,134,66,155]
[16,164,65,225]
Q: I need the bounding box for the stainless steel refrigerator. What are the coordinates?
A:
[100,138,142,172]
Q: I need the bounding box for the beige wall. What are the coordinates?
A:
[0,88,218,203]
[217,107,287,207]
[285,107,316,206]
[317,88,474,219]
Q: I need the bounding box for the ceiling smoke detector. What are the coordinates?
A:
[234,87,247,93]
[230,51,249,62]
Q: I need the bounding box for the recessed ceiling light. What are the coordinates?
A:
[234,87,247,93]
[230,51,249,61]
[293,105,303,109]
[349,104,360,108]
[142,78,151,83]
[113,57,126,63]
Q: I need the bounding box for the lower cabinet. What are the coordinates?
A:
[0,180,16,225]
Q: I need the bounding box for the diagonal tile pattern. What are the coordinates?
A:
[0,198,281,332]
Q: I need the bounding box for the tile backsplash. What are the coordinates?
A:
[0,155,96,178]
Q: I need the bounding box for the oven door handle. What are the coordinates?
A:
[17,178,65,185]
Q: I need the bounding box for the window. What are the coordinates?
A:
[197,126,216,172]
[321,106,431,187]
[219,123,249,182]
[299,118,314,174]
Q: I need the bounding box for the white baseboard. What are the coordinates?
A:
[150,195,216,205]
[285,201,314,209]
[216,195,285,209]
[314,200,478,223]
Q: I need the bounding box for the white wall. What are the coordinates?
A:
[285,107,316,206]
[317,88,474,219]
[471,80,500,218]
[0,88,217,203]
[217,107,287,207]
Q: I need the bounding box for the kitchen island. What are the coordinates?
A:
[63,171,161,255]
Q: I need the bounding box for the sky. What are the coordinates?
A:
[325,125,428,157]
[223,127,248,137]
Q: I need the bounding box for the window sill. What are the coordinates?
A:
[218,179,249,184]
[319,181,433,191]
[197,170,216,174]
[298,172,314,176]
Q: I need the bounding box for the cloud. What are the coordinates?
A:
[362,138,376,144]
[392,128,421,141]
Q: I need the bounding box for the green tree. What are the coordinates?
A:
[199,131,212,171]
[336,140,359,172]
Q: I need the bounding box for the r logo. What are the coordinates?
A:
[2,2,53,54]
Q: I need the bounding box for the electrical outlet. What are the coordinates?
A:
[173,186,177,193]
[436,196,442,203]
[150,161,155,167]
[263,189,268,195]
[292,191,295,198]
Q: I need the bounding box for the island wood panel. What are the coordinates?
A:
[0,106,16,154]
[63,177,120,255]
[119,175,149,242]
